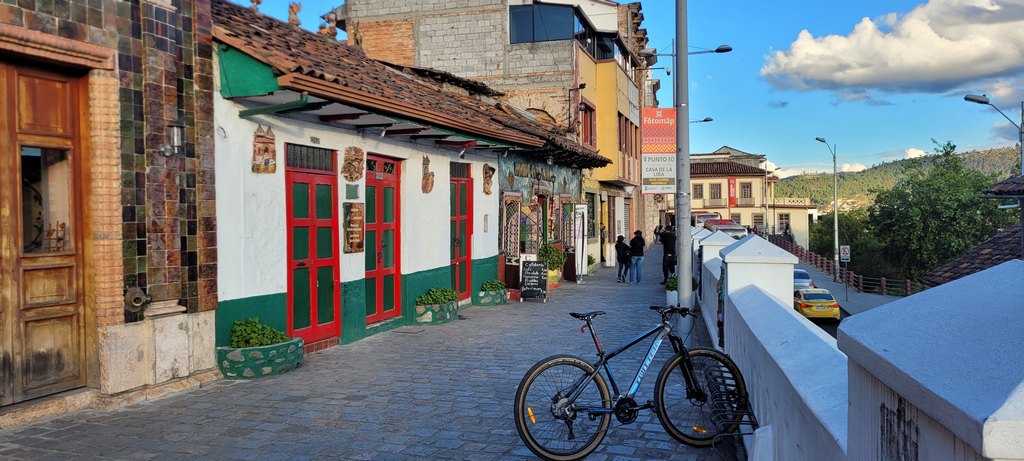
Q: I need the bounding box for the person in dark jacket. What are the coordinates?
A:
[614,235,630,283]
[628,230,645,284]
[659,227,677,284]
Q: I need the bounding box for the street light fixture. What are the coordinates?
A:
[964,93,1024,258]
[815,136,840,281]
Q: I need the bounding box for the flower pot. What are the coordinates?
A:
[415,300,459,324]
[475,289,508,307]
[216,337,304,379]
[547,269,561,285]
[666,290,679,307]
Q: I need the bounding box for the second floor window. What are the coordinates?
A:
[510,4,574,43]
[740,182,752,198]
[710,183,722,199]
[693,184,704,199]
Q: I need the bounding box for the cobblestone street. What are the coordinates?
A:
[0,245,732,460]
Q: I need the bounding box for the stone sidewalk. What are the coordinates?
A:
[0,244,731,460]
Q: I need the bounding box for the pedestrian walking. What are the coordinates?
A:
[629,230,645,284]
[654,224,663,244]
[659,227,677,284]
[615,235,630,283]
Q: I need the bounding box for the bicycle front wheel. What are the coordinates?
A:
[653,348,748,447]
[513,355,611,461]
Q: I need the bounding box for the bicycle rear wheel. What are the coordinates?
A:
[653,348,748,447]
[513,355,611,460]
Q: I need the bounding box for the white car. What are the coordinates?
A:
[794,269,814,289]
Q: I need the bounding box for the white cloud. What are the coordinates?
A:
[904,147,927,158]
[841,163,868,172]
[760,0,1024,97]
[990,120,1019,143]
[774,164,833,178]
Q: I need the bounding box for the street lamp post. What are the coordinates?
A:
[816,137,840,281]
[964,94,1024,257]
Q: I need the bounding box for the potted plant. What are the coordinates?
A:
[538,242,567,285]
[216,317,304,379]
[415,287,460,324]
[476,279,508,307]
[665,275,679,307]
[587,254,596,271]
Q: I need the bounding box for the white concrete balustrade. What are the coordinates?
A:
[697,230,1024,461]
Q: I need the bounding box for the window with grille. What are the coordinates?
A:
[586,193,596,238]
[286,144,335,172]
[450,162,470,178]
[730,213,741,224]
[501,195,522,259]
[693,184,704,199]
[753,214,764,227]
[710,183,722,199]
[779,213,791,231]
[624,199,632,234]
[740,182,752,198]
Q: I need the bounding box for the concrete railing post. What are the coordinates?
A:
[880,277,887,296]
[857,275,863,292]
[904,279,912,296]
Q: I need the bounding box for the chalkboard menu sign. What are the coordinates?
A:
[520,260,548,303]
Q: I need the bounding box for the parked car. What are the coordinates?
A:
[692,212,722,227]
[793,269,814,289]
[794,288,841,321]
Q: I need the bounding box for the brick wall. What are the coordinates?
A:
[352,19,415,65]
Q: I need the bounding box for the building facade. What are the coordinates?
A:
[213,1,606,346]
[0,0,217,415]
[325,0,649,277]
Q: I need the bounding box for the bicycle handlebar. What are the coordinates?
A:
[649,305,691,319]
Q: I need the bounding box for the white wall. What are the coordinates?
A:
[214,93,499,301]
[725,286,848,461]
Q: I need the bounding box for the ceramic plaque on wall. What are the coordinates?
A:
[251,125,276,173]
[342,146,364,182]
[343,203,365,253]
[483,163,495,195]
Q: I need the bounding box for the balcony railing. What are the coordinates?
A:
[772,197,812,206]
[705,197,727,207]
[736,197,755,206]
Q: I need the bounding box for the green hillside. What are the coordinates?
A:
[775,146,1019,210]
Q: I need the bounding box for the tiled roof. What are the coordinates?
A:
[986,175,1024,196]
[920,224,1022,287]
[691,161,768,176]
[211,0,608,168]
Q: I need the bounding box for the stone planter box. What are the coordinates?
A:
[475,289,508,307]
[415,300,459,324]
[216,337,304,379]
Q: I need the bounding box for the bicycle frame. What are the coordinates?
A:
[567,314,699,414]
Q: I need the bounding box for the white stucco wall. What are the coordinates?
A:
[725,285,848,461]
[214,94,499,301]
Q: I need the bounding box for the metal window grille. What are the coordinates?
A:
[586,193,596,237]
[286,144,335,172]
[502,195,522,259]
[624,199,632,234]
[730,213,741,224]
[753,214,765,227]
[450,162,470,178]
[693,184,704,199]
[710,183,722,199]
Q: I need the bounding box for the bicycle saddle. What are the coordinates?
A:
[570,311,606,321]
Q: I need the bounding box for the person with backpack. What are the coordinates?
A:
[615,235,631,283]
[628,230,646,284]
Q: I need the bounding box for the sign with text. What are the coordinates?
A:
[519,260,548,302]
[343,203,365,253]
[641,108,676,194]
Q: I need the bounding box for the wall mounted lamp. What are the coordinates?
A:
[459,148,466,159]
[160,124,184,157]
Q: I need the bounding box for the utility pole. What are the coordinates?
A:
[674,1,691,309]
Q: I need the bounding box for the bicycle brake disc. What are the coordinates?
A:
[614,397,639,424]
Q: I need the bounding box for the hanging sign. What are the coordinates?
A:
[641,108,676,194]
[343,203,364,253]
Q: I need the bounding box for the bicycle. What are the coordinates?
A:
[513,306,748,460]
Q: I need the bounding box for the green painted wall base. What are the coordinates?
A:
[414,301,459,324]
[474,290,508,307]
[216,294,288,347]
[216,337,304,379]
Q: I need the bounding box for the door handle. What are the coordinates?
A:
[297,261,308,267]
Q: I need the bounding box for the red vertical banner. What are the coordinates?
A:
[728,176,737,207]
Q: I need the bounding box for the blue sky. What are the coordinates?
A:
[259,0,1024,177]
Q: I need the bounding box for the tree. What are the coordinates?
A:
[868,140,1018,279]
[809,209,896,277]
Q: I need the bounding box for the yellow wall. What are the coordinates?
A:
[594,60,619,181]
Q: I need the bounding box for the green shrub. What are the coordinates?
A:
[538,242,567,270]
[665,275,678,291]
[587,254,596,266]
[416,287,458,305]
[229,317,289,348]
[480,279,506,291]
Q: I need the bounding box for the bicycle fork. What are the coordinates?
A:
[668,334,707,403]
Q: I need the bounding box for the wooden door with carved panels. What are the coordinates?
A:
[0,64,86,406]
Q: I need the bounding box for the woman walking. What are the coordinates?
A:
[615,235,631,283]
[629,230,645,284]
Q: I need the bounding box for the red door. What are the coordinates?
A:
[450,163,473,300]
[285,146,341,344]
[365,155,401,324]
